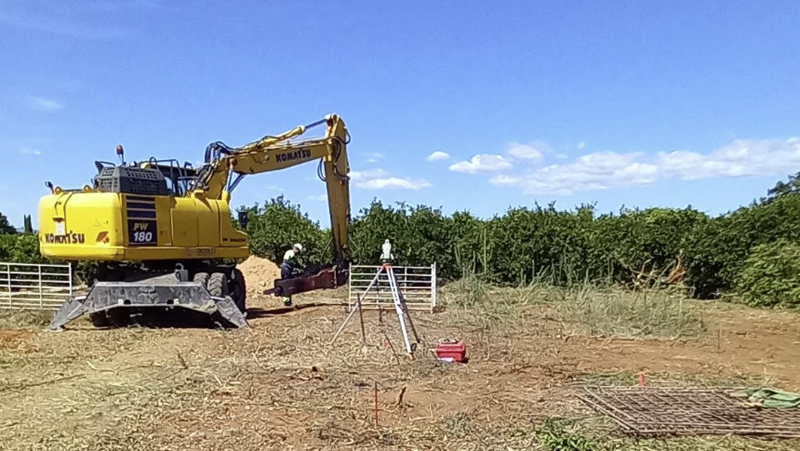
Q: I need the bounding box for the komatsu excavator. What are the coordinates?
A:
[40,114,351,330]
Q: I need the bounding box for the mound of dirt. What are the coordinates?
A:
[238,256,281,295]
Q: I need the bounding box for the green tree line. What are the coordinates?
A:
[3,173,800,307]
[239,173,800,306]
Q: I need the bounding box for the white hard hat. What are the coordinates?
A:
[293,243,303,252]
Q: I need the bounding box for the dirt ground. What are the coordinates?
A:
[238,255,282,298]
[2,278,800,450]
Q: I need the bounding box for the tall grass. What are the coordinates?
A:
[550,284,704,338]
[446,233,704,340]
[443,272,704,339]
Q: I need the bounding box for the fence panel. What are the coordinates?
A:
[0,262,72,310]
[348,264,437,312]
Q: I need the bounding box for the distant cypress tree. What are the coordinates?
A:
[23,215,33,234]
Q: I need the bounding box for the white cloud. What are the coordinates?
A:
[487,138,800,196]
[507,141,548,161]
[306,194,327,202]
[658,138,800,181]
[350,169,389,182]
[578,141,586,150]
[447,141,548,173]
[427,150,451,162]
[20,148,41,156]
[449,154,513,174]
[27,96,64,111]
[358,177,432,190]
[350,168,431,190]
[490,151,659,195]
[363,152,385,164]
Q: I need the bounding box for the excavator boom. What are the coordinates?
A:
[194,114,351,263]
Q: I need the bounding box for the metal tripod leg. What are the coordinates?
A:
[386,266,416,353]
[331,265,420,355]
[331,267,383,346]
[387,267,420,343]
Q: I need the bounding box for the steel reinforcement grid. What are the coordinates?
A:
[580,387,800,438]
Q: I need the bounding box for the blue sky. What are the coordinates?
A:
[1,0,798,228]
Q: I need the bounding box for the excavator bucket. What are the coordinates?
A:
[48,277,248,331]
[263,265,348,297]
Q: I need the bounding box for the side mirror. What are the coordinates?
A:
[237,211,249,229]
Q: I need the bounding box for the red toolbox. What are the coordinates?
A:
[435,340,467,363]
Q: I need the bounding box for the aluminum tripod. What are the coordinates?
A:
[331,263,420,354]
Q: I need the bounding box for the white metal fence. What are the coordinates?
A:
[348,264,437,312]
[0,262,72,310]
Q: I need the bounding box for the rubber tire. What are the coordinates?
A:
[229,268,247,313]
[90,309,128,327]
[89,312,112,327]
[193,272,210,288]
[208,272,229,298]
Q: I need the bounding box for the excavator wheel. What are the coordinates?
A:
[193,271,210,288]
[208,272,229,298]
[89,311,112,328]
[89,309,129,328]
[229,268,247,313]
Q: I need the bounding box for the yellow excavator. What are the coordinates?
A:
[40,114,351,330]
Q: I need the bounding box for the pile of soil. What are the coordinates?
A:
[238,256,281,296]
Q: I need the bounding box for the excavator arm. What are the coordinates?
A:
[192,114,351,263]
[191,114,352,297]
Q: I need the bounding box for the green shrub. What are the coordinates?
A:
[0,211,16,235]
[350,200,456,276]
[0,233,44,263]
[737,240,800,307]
[686,193,800,297]
[241,196,329,267]
[538,417,601,451]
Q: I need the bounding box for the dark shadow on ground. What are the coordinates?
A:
[89,308,238,330]
[246,303,345,318]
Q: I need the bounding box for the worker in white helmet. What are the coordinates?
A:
[281,243,303,306]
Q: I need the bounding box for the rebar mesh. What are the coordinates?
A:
[580,387,800,438]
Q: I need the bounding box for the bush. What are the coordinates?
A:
[538,417,602,451]
[0,234,44,264]
[351,201,456,275]
[593,207,706,288]
[686,193,800,297]
[737,240,800,308]
[241,196,329,268]
[0,211,16,235]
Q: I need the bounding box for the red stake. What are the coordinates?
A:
[374,382,379,427]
